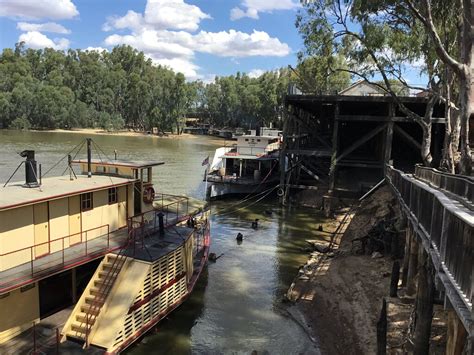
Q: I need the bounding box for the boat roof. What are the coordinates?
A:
[239,135,280,139]
[72,159,164,169]
[0,174,136,211]
[223,154,278,160]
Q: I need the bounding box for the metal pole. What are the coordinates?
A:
[87,138,92,178]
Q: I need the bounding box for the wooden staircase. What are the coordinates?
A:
[62,253,126,345]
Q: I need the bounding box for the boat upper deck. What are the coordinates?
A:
[72,159,164,169]
[0,174,136,211]
[122,225,194,262]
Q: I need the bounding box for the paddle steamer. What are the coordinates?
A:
[206,127,282,199]
[0,139,210,353]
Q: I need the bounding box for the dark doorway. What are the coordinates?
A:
[75,258,102,299]
[39,270,73,318]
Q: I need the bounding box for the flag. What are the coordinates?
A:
[201,156,209,166]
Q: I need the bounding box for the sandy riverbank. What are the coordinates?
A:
[28,128,228,145]
[285,186,402,354]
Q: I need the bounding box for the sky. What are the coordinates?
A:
[0,0,303,81]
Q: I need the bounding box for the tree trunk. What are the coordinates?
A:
[413,250,435,355]
[459,0,472,175]
[440,69,455,172]
[421,123,433,167]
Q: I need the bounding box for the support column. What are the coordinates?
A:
[413,249,435,355]
[279,108,290,205]
[406,226,419,296]
[446,310,467,355]
[329,103,340,192]
[401,218,410,287]
[384,116,394,174]
[71,267,77,304]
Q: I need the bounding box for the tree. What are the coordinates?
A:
[297,0,470,171]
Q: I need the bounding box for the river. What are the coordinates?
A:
[0,130,323,354]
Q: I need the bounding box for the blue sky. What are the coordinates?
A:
[0,0,303,81]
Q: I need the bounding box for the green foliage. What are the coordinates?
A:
[0,44,295,131]
[10,116,31,130]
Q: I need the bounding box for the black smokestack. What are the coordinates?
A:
[87,138,92,178]
[20,150,39,187]
[256,126,261,136]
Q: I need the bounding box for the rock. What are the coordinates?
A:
[326,252,335,258]
[312,243,330,253]
[371,251,383,259]
[318,225,323,231]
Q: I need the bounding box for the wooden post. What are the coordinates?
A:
[71,267,77,303]
[401,224,411,287]
[279,108,289,205]
[406,229,419,296]
[329,103,340,192]
[384,103,394,175]
[376,298,387,355]
[413,250,435,355]
[446,310,467,355]
[389,260,400,297]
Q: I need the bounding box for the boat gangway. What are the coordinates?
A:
[385,164,473,342]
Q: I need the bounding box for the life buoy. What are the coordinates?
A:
[277,188,285,197]
[143,186,155,203]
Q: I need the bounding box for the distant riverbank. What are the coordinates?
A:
[3,128,228,146]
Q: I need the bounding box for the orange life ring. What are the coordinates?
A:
[143,186,155,203]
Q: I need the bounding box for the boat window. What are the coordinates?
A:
[81,192,93,211]
[245,138,249,142]
[109,167,119,175]
[108,187,118,204]
[142,168,151,183]
[96,165,106,173]
[257,139,261,142]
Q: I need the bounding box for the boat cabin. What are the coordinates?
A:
[0,152,163,343]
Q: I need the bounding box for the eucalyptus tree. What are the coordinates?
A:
[297,0,471,172]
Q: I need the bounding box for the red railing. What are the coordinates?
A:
[0,224,120,293]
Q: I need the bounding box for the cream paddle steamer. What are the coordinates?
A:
[0,139,210,353]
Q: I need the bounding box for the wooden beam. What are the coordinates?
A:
[300,164,320,181]
[335,123,388,165]
[393,124,421,150]
[288,184,319,190]
[337,115,445,123]
[286,149,332,157]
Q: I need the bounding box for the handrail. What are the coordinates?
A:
[0,224,115,293]
[0,224,110,257]
[386,164,473,315]
[414,164,474,204]
[84,233,131,347]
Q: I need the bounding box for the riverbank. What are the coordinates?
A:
[25,128,227,145]
[286,185,401,354]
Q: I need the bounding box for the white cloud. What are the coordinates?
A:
[103,10,144,32]
[104,0,210,33]
[17,22,71,34]
[231,0,298,20]
[230,7,258,21]
[18,31,70,50]
[102,0,290,79]
[248,69,265,78]
[0,0,78,20]
[195,30,290,57]
[144,0,211,31]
